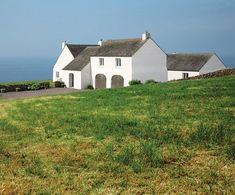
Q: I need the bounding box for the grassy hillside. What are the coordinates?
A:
[0,76,234,194]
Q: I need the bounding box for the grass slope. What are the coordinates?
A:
[0,76,235,194]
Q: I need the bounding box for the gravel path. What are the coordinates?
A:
[0,88,80,100]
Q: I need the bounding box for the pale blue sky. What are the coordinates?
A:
[0,0,234,64]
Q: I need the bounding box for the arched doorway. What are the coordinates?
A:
[95,74,106,89]
[69,73,74,87]
[111,75,124,88]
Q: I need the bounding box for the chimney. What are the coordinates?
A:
[62,41,66,50]
[98,39,103,46]
[142,31,151,41]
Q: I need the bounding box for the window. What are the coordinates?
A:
[182,73,189,79]
[116,58,121,67]
[56,71,59,78]
[99,58,104,66]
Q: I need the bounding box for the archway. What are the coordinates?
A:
[95,74,106,89]
[111,75,124,88]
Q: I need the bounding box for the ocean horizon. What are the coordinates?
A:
[0,56,234,83]
[0,57,56,82]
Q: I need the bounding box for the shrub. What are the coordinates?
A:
[87,85,94,90]
[40,82,50,89]
[30,83,41,90]
[54,81,65,88]
[129,80,142,85]
[145,79,158,84]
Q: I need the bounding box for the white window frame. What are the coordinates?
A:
[115,58,121,67]
[56,71,59,78]
[99,58,104,66]
[182,73,189,79]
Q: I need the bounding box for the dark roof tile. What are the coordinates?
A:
[167,53,214,71]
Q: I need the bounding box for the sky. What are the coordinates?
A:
[0,0,235,65]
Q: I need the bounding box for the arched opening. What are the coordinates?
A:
[69,73,74,88]
[111,75,124,88]
[95,74,106,89]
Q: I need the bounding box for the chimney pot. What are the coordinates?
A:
[142,31,151,41]
[98,39,103,46]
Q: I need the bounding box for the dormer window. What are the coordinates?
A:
[116,58,121,67]
[99,58,104,66]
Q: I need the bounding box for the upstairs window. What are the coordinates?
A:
[56,71,59,78]
[99,58,104,66]
[116,58,121,67]
[182,73,189,79]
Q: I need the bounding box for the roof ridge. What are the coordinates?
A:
[104,38,142,43]
[168,52,214,55]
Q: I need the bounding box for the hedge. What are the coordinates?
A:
[0,81,50,93]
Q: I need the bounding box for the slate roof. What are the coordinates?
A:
[167,53,214,71]
[66,44,97,58]
[63,38,147,71]
[94,38,146,57]
[63,46,99,71]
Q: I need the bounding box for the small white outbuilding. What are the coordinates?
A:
[167,53,226,80]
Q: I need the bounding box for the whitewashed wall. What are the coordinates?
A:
[53,46,74,82]
[81,63,91,89]
[132,39,168,82]
[90,57,132,88]
[59,70,81,89]
[200,55,226,74]
[168,71,199,81]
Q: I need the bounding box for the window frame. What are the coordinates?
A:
[56,71,60,78]
[99,58,104,66]
[115,58,122,67]
[182,73,189,79]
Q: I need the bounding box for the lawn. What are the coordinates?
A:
[0,76,234,194]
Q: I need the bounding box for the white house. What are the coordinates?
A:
[53,32,226,89]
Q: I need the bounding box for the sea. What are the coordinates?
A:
[0,57,56,82]
[0,56,234,83]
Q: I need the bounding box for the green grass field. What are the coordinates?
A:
[0,76,234,194]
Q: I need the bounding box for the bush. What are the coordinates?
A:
[54,81,65,88]
[87,85,94,90]
[129,80,142,86]
[40,82,50,89]
[145,79,158,84]
[30,83,41,90]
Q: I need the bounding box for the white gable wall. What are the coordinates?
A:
[132,39,167,82]
[90,57,132,88]
[168,71,199,81]
[199,55,226,74]
[53,46,74,82]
